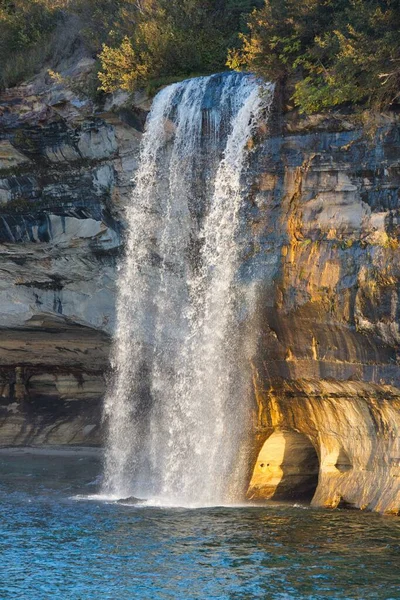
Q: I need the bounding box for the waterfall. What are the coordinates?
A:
[102,72,274,505]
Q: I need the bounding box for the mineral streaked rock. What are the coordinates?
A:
[0,313,109,446]
[247,429,319,501]
[0,56,146,446]
[249,379,400,514]
[0,140,31,171]
[244,113,400,514]
[0,64,399,514]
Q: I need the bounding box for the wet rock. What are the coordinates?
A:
[116,496,146,505]
[0,62,399,515]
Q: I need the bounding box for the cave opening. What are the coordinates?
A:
[247,430,320,503]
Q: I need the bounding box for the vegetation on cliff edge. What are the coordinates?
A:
[1,0,399,113]
[228,0,400,112]
[0,0,261,92]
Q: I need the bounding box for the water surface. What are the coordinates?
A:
[0,451,399,599]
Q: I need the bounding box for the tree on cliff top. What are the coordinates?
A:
[227,0,400,113]
[0,0,262,92]
[97,0,263,93]
[0,0,67,88]
[1,0,400,114]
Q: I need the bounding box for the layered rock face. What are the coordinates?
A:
[245,112,400,514]
[0,69,399,513]
[0,60,146,445]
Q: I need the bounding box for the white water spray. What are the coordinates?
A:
[103,72,274,505]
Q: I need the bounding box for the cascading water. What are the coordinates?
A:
[102,72,274,505]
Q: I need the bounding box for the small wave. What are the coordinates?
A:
[71,493,263,510]
[123,497,260,510]
[71,493,122,503]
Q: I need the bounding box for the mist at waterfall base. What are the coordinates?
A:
[102,72,273,506]
[2,452,400,600]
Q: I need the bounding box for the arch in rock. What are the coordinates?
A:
[247,429,320,502]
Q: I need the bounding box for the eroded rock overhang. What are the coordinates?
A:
[0,71,399,515]
[242,111,400,514]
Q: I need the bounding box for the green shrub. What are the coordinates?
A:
[97,0,263,93]
[228,0,400,113]
[0,0,68,88]
[0,0,262,93]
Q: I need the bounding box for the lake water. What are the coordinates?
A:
[0,451,399,599]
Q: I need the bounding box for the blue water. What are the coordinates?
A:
[0,452,399,599]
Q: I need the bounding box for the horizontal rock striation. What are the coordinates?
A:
[0,61,146,445]
[245,111,400,514]
[0,314,109,446]
[0,67,399,513]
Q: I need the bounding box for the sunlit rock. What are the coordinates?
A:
[247,430,319,501]
[0,61,399,514]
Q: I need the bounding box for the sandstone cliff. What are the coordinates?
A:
[246,109,400,514]
[0,69,399,513]
[0,59,146,446]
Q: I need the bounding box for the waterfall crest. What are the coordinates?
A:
[103,72,274,505]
